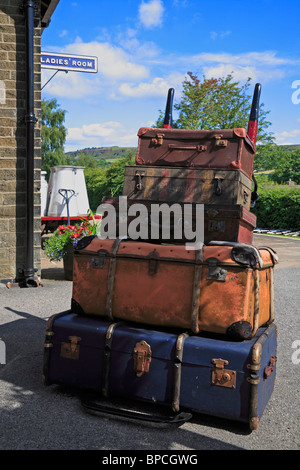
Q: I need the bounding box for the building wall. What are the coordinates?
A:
[0,0,41,282]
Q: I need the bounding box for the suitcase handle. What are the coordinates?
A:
[81,396,192,427]
[168,144,207,152]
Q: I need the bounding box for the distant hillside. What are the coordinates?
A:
[66,146,137,161]
[65,143,300,160]
[281,144,300,151]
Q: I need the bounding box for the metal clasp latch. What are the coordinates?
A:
[214,135,228,147]
[135,171,145,191]
[133,340,152,377]
[211,358,236,388]
[206,257,227,282]
[213,173,225,195]
[243,190,249,205]
[90,249,108,269]
[151,133,164,146]
[264,355,277,379]
[60,336,81,360]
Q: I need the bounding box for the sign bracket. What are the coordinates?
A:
[41,69,68,90]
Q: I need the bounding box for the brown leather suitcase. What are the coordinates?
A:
[135,127,255,179]
[101,197,257,245]
[71,237,278,339]
[122,165,253,210]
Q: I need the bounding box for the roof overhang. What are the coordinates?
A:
[40,0,60,32]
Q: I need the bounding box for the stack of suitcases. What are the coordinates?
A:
[43,84,278,431]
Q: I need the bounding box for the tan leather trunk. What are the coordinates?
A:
[71,237,278,340]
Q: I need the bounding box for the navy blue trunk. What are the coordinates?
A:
[43,311,277,430]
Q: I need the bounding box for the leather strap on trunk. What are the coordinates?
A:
[172,332,189,412]
[105,237,127,320]
[102,322,123,397]
[190,248,203,333]
[252,270,260,337]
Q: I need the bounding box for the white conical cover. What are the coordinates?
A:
[45,165,90,217]
[41,170,48,216]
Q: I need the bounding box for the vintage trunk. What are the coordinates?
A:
[43,311,277,430]
[122,165,253,211]
[101,197,257,245]
[135,127,255,179]
[71,237,278,339]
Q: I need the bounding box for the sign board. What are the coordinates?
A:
[41,52,98,73]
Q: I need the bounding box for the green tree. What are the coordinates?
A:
[272,149,300,184]
[253,144,290,172]
[156,73,273,144]
[84,153,135,211]
[253,144,300,184]
[41,98,69,179]
[75,152,98,169]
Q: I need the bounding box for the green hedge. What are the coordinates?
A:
[252,186,300,230]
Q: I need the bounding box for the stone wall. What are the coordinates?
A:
[0,0,41,282]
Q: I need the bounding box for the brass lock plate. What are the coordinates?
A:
[133,340,152,377]
[214,136,228,147]
[60,336,81,360]
[264,355,277,379]
[211,358,236,388]
[151,133,164,146]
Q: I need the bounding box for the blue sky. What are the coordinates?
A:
[41,0,300,152]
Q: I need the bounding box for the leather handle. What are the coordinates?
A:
[81,396,192,426]
[168,144,206,152]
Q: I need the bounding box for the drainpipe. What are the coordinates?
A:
[20,0,38,287]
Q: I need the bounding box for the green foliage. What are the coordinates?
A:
[272,149,300,185]
[156,73,273,144]
[41,98,69,179]
[84,153,135,211]
[252,187,300,230]
[75,152,98,169]
[44,228,73,261]
[254,145,300,184]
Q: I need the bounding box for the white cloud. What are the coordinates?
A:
[118,72,184,98]
[59,30,68,38]
[187,51,296,67]
[210,31,231,40]
[41,68,100,99]
[274,129,300,144]
[42,39,151,100]
[182,51,289,82]
[42,33,295,105]
[63,40,149,80]
[203,64,257,82]
[118,31,161,59]
[138,0,165,29]
[65,121,139,151]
